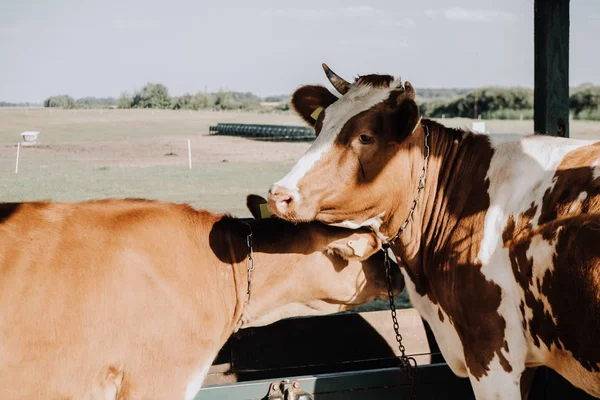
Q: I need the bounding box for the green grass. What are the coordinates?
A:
[0,160,294,216]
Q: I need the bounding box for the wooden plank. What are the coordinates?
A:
[534,0,570,137]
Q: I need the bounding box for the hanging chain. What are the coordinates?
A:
[384,245,417,399]
[382,123,430,399]
[243,222,255,304]
[387,124,430,246]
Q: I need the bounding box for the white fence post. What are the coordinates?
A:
[187,139,192,170]
[15,143,20,174]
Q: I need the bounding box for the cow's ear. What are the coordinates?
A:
[291,85,338,127]
[246,194,272,219]
[325,232,381,261]
[389,82,420,142]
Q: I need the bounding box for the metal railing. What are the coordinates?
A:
[209,123,315,141]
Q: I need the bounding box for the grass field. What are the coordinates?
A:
[2,107,600,216]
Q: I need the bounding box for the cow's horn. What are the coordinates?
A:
[322,63,350,95]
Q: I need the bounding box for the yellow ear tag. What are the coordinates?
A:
[347,237,369,257]
[310,106,324,121]
[259,203,272,219]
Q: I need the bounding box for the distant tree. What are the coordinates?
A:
[263,95,291,103]
[131,83,171,109]
[118,92,133,108]
[75,96,118,108]
[191,92,214,109]
[171,93,194,109]
[0,101,40,107]
[570,85,600,116]
[43,95,75,108]
[421,87,534,119]
[213,91,261,110]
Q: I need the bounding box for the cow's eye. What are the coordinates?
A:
[358,134,375,145]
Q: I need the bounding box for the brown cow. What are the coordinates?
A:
[268,64,600,399]
[0,195,403,399]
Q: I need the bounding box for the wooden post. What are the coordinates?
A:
[15,143,20,174]
[534,0,570,137]
[187,139,192,170]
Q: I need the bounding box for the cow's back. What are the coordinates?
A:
[0,200,235,399]
[491,137,600,396]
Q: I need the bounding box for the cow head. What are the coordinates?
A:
[268,64,422,237]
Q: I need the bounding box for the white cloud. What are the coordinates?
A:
[262,6,378,20]
[260,6,417,29]
[425,7,518,23]
[395,18,417,29]
[261,6,374,19]
[341,6,376,17]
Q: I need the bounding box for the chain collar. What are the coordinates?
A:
[241,221,255,304]
[233,221,256,331]
[381,120,429,400]
[383,122,430,249]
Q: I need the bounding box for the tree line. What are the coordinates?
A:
[38,82,600,120]
[418,84,600,121]
[42,83,278,112]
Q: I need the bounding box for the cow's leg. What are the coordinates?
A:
[468,366,523,400]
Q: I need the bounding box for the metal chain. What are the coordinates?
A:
[382,123,429,399]
[384,245,417,400]
[243,222,255,304]
[387,124,430,246]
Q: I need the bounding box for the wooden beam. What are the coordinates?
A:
[534,0,570,137]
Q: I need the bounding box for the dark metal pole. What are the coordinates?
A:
[534,0,570,137]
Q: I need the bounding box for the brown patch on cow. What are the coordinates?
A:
[502,203,538,248]
[290,85,339,127]
[406,123,513,379]
[539,142,600,226]
[509,215,600,373]
[438,308,444,322]
[543,217,600,372]
[507,232,560,351]
[503,216,516,244]
[503,340,510,353]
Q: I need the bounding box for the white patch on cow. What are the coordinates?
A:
[480,245,528,376]
[468,354,522,399]
[399,266,468,377]
[275,81,400,193]
[479,135,593,264]
[526,233,559,324]
[593,158,600,181]
[185,363,210,400]
[478,135,597,374]
[568,191,588,214]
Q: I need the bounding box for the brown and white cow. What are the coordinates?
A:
[268,64,600,399]
[0,195,403,399]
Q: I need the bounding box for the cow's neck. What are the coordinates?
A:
[228,219,324,331]
[387,120,494,292]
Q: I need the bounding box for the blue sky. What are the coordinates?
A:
[1,0,599,102]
